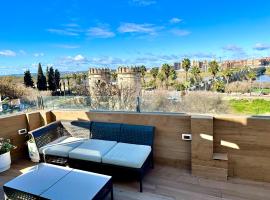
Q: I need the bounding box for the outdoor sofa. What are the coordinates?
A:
[28,120,155,192]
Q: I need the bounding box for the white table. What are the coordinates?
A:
[4,163,113,200]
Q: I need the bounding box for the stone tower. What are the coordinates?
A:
[117,67,141,95]
[88,68,111,94]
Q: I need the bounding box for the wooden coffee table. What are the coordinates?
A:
[3,163,113,200]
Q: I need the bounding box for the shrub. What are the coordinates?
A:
[0,138,16,155]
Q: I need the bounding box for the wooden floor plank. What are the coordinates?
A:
[1,159,270,200]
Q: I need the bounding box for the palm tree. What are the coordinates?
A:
[150,67,159,80]
[161,64,173,89]
[246,68,256,96]
[208,61,219,78]
[140,65,147,84]
[82,72,88,92]
[190,65,201,83]
[182,58,191,81]
[157,72,165,88]
[222,68,233,87]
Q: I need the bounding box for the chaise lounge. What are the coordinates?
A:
[28,120,155,192]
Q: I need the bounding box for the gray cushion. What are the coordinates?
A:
[69,139,117,162]
[102,142,151,168]
[39,137,86,157]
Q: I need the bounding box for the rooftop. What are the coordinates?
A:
[0,110,270,200]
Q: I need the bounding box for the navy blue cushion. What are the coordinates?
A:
[90,122,121,141]
[119,124,155,147]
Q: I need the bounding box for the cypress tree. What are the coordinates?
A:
[54,69,61,90]
[48,67,56,91]
[36,63,47,90]
[23,70,34,87]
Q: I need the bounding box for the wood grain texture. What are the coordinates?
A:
[214,115,270,182]
[2,160,270,200]
[0,114,28,160]
[26,112,41,131]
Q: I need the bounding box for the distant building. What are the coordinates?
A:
[173,62,181,70]
[88,68,111,95]
[88,67,141,96]
[117,67,141,95]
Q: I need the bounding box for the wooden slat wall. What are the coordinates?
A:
[214,115,270,182]
[26,112,42,131]
[51,110,192,168]
[0,114,28,160]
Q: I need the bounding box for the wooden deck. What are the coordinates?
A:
[1,160,270,200]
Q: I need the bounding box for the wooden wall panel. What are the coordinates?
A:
[51,110,192,168]
[0,114,28,160]
[214,115,270,182]
[26,112,41,131]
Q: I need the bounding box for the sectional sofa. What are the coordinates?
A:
[29,120,155,192]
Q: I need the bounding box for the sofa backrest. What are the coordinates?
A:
[90,121,155,147]
[90,122,121,141]
[119,124,155,147]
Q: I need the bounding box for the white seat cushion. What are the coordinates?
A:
[39,137,86,157]
[102,143,151,168]
[69,139,117,162]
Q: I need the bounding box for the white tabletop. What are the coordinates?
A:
[41,168,111,200]
[4,163,72,196]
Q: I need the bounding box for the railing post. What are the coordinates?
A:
[136,96,140,113]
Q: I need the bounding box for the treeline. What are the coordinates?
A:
[24,63,61,92]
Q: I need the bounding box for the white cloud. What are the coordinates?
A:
[118,23,161,35]
[253,43,270,51]
[47,28,80,36]
[0,50,16,57]
[169,18,182,24]
[73,54,86,61]
[131,0,156,6]
[222,45,248,59]
[87,27,115,38]
[54,44,80,49]
[33,52,44,57]
[19,50,27,55]
[222,45,243,52]
[170,29,191,36]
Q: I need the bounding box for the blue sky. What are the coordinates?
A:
[1,0,270,75]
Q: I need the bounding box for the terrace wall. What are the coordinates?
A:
[1,110,270,183]
[214,115,270,182]
[0,111,52,160]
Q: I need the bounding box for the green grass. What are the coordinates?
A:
[252,88,270,94]
[229,99,270,115]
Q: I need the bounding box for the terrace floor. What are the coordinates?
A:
[1,160,270,200]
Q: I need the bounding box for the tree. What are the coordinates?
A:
[23,70,34,87]
[81,72,88,93]
[190,65,201,83]
[111,72,118,82]
[54,69,61,91]
[150,67,159,80]
[65,75,71,94]
[246,68,256,96]
[47,67,56,91]
[212,80,225,92]
[208,61,219,78]
[182,58,191,81]
[157,72,165,88]
[222,68,233,87]
[140,65,147,83]
[36,63,47,91]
